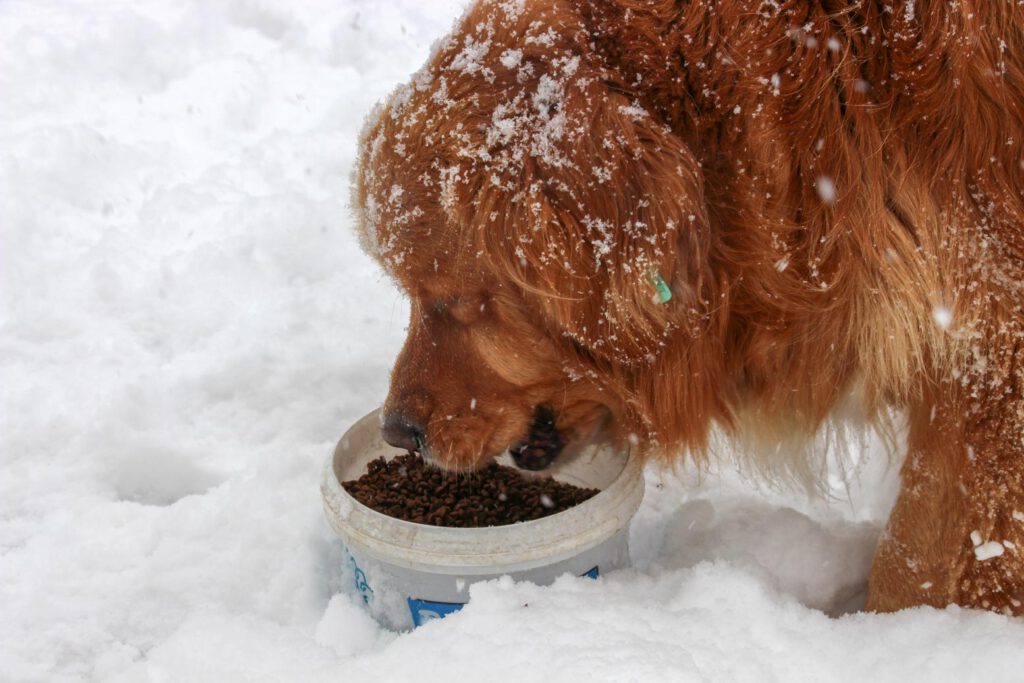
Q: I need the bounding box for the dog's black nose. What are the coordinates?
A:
[381,413,426,452]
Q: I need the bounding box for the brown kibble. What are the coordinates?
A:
[342,453,599,528]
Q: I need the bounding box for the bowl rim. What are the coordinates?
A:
[321,408,646,572]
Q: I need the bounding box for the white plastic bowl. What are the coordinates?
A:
[321,408,645,630]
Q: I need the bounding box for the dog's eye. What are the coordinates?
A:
[433,299,452,315]
[432,296,484,324]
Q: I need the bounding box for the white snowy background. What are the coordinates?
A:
[3,1,1024,681]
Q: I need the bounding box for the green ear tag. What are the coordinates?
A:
[649,270,673,304]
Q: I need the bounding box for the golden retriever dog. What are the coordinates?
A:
[352,0,1024,615]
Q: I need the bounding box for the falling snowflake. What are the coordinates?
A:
[815,176,836,204]
[932,305,953,329]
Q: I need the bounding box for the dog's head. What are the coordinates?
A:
[352,0,717,471]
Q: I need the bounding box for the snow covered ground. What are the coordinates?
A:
[3,1,1024,681]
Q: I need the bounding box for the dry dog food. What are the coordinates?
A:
[342,453,599,527]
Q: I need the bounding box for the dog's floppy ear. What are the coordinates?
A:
[475,76,712,365]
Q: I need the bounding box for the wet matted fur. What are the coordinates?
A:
[353,0,1024,614]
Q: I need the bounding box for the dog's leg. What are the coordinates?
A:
[867,322,1024,615]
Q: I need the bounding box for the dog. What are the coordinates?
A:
[352,0,1024,615]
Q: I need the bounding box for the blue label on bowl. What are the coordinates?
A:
[407,598,465,627]
[407,567,600,628]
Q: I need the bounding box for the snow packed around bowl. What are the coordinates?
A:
[2,1,1024,681]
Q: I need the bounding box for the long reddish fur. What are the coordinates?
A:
[354,0,1024,614]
